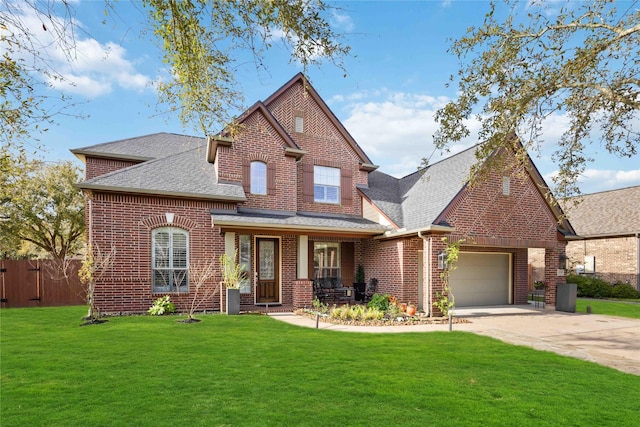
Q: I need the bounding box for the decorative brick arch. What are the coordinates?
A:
[249,153,270,163]
[140,214,198,231]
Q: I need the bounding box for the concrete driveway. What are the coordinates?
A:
[270,309,640,376]
[457,311,640,376]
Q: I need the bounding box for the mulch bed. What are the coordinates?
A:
[295,309,471,327]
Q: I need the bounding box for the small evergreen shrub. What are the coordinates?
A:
[611,282,640,299]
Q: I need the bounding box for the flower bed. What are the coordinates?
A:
[295,308,470,327]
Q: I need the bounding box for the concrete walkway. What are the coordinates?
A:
[268,309,640,376]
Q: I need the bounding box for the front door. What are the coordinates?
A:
[256,237,279,303]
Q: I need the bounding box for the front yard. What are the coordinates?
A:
[576,297,640,319]
[2,306,639,426]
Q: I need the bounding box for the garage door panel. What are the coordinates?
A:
[449,253,510,307]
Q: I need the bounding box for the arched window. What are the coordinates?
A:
[251,161,267,195]
[152,227,189,293]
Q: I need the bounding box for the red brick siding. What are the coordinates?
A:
[88,193,233,313]
[443,171,558,245]
[360,237,422,305]
[217,112,299,212]
[86,157,139,180]
[566,236,639,287]
[267,81,366,216]
[440,159,566,306]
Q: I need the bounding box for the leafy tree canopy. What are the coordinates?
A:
[433,0,639,197]
[0,0,349,147]
[0,154,85,259]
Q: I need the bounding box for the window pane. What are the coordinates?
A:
[313,242,340,279]
[172,232,188,268]
[152,227,189,293]
[259,240,275,280]
[325,186,339,203]
[153,269,171,291]
[251,161,267,195]
[239,235,251,294]
[173,269,189,291]
[154,232,169,268]
[314,165,340,185]
[314,166,340,204]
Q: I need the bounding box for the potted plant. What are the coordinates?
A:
[353,264,366,302]
[220,251,243,315]
[534,281,546,290]
[406,303,416,316]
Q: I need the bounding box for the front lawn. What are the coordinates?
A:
[576,298,640,319]
[2,306,639,426]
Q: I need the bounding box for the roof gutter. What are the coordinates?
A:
[210,218,387,236]
[70,149,151,164]
[76,183,247,202]
[375,224,455,240]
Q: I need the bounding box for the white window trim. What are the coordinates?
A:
[152,227,189,293]
[314,165,340,204]
[250,161,267,195]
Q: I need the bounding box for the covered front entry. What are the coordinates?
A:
[449,252,511,307]
[256,237,280,303]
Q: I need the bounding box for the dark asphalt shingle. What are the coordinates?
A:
[79,145,245,201]
[561,186,640,237]
[362,146,479,229]
[72,132,206,161]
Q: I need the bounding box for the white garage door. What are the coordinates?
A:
[448,252,511,307]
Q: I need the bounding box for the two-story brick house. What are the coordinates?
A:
[74,74,576,314]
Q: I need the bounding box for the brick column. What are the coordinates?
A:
[293,279,313,309]
[544,244,567,307]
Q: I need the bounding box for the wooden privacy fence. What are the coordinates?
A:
[0,259,86,308]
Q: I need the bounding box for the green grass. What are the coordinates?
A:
[576,298,640,319]
[2,307,639,427]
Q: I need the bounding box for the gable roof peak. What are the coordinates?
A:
[261,73,374,166]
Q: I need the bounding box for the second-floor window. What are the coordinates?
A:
[314,165,340,204]
[250,161,267,195]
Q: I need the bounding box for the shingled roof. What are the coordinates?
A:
[77,145,245,202]
[71,133,205,162]
[360,146,478,229]
[561,185,640,237]
[210,208,389,235]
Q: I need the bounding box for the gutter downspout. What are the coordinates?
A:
[418,231,431,316]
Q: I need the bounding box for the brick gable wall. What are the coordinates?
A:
[217,111,298,212]
[86,157,139,180]
[266,81,367,216]
[443,172,558,245]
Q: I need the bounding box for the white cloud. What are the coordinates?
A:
[332,11,355,32]
[2,4,152,97]
[341,92,478,177]
[580,169,640,192]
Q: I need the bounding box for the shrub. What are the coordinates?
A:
[367,293,390,311]
[569,274,613,298]
[148,295,176,315]
[611,283,640,299]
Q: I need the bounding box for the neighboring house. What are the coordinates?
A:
[561,186,640,290]
[73,73,575,314]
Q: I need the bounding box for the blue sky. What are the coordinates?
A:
[10,0,640,195]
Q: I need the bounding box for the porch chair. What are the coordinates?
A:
[313,279,330,304]
[364,278,378,303]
